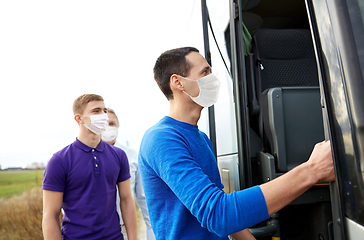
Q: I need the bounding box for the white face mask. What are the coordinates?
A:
[83,113,109,135]
[101,126,119,142]
[182,73,221,108]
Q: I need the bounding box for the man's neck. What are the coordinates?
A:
[78,126,101,148]
[168,100,202,125]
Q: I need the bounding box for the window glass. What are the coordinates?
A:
[348,0,364,83]
[349,0,364,181]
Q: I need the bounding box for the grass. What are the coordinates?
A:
[0,170,44,199]
[0,169,147,240]
[0,170,45,239]
[0,187,44,240]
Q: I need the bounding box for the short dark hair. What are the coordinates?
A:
[153,47,199,100]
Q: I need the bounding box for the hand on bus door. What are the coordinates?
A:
[260,140,335,216]
[306,140,335,183]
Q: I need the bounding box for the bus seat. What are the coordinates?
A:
[246,28,319,116]
[260,87,325,173]
[242,0,260,10]
[246,28,324,179]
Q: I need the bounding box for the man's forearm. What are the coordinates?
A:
[230,228,256,240]
[121,198,138,240]
[42,217,62,240]
[260,162,314,215]
[260,141,334,216]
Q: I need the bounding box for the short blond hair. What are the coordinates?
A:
[73,94,104,115]
[106,108,119,127]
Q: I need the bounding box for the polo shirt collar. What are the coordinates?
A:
[74,138,105,152]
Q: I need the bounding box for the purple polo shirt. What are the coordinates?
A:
[43,138,130,240]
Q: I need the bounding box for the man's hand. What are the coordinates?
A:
[260,140,335,216]
[306,141,335,183]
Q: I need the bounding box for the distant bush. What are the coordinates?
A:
[0,187,43,240]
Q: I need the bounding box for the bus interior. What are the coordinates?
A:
[216,0,344,239]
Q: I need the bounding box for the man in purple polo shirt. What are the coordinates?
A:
[42,94,137,240]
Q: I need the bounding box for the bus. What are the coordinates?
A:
[200,0,364,239]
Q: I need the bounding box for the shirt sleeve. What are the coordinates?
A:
[129,161,137,197]
[42,154,67,192]
[143,128,269,237]
[117,149,131,183]
[134,165,151,228]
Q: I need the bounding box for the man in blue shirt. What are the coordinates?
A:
[42,94,137,240]
[139,47,335,239]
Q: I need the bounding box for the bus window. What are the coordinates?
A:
[349,1,364,76]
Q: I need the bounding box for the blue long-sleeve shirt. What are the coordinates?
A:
[139,116,269,239]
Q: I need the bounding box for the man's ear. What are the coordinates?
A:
[74,114,83,124]
[170,74,184,91]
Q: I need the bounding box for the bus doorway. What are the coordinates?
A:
[201,0,364,239]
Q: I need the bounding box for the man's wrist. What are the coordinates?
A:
[296,162,318,187]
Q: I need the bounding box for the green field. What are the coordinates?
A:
[0,170,44,199]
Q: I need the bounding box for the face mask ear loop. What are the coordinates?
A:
[179,75,201,99]
[182,90,193,98]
